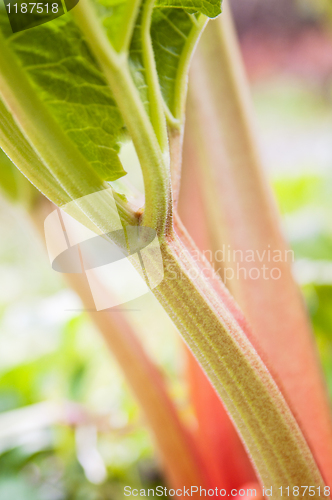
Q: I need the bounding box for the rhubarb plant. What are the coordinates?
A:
[0,0,331,492]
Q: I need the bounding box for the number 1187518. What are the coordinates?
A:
[5,3,59,13]
[279,486,330,496]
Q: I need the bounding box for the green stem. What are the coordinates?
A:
[141,0,169,151]
[72,0,171,233]
[153,228,326,495]
[115,0,142,53]
[171,13,207,124]
[165,13,207,204]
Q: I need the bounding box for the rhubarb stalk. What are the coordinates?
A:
[185,0,332,486]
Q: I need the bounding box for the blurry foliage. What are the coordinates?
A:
[0,150,168,497]
[259,81,332,400]
[231,0,332,34]
[274,174,321,214]
[0,302,161,498]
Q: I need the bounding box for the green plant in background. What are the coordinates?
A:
[1,0,332,495]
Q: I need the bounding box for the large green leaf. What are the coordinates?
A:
[0,0,218,188]
[0,12,126,182]
[0,0,221,228]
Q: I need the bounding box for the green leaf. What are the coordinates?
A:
[0,0,215,228]
[0,97,71,207]
[156,0,221,18]
[128,5,151,115]
[96,0,138,52]
[96,0,214,123]
[0,46,137,230]
[128,3,209,122]
[126,5,204,121]
[151,9,204,118]
[0,13,126,182]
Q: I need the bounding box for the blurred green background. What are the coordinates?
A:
[1,0,332,498]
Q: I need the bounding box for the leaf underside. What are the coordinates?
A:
[0,0,218,187]
[151,8,200,115]
[0,13,126,182]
